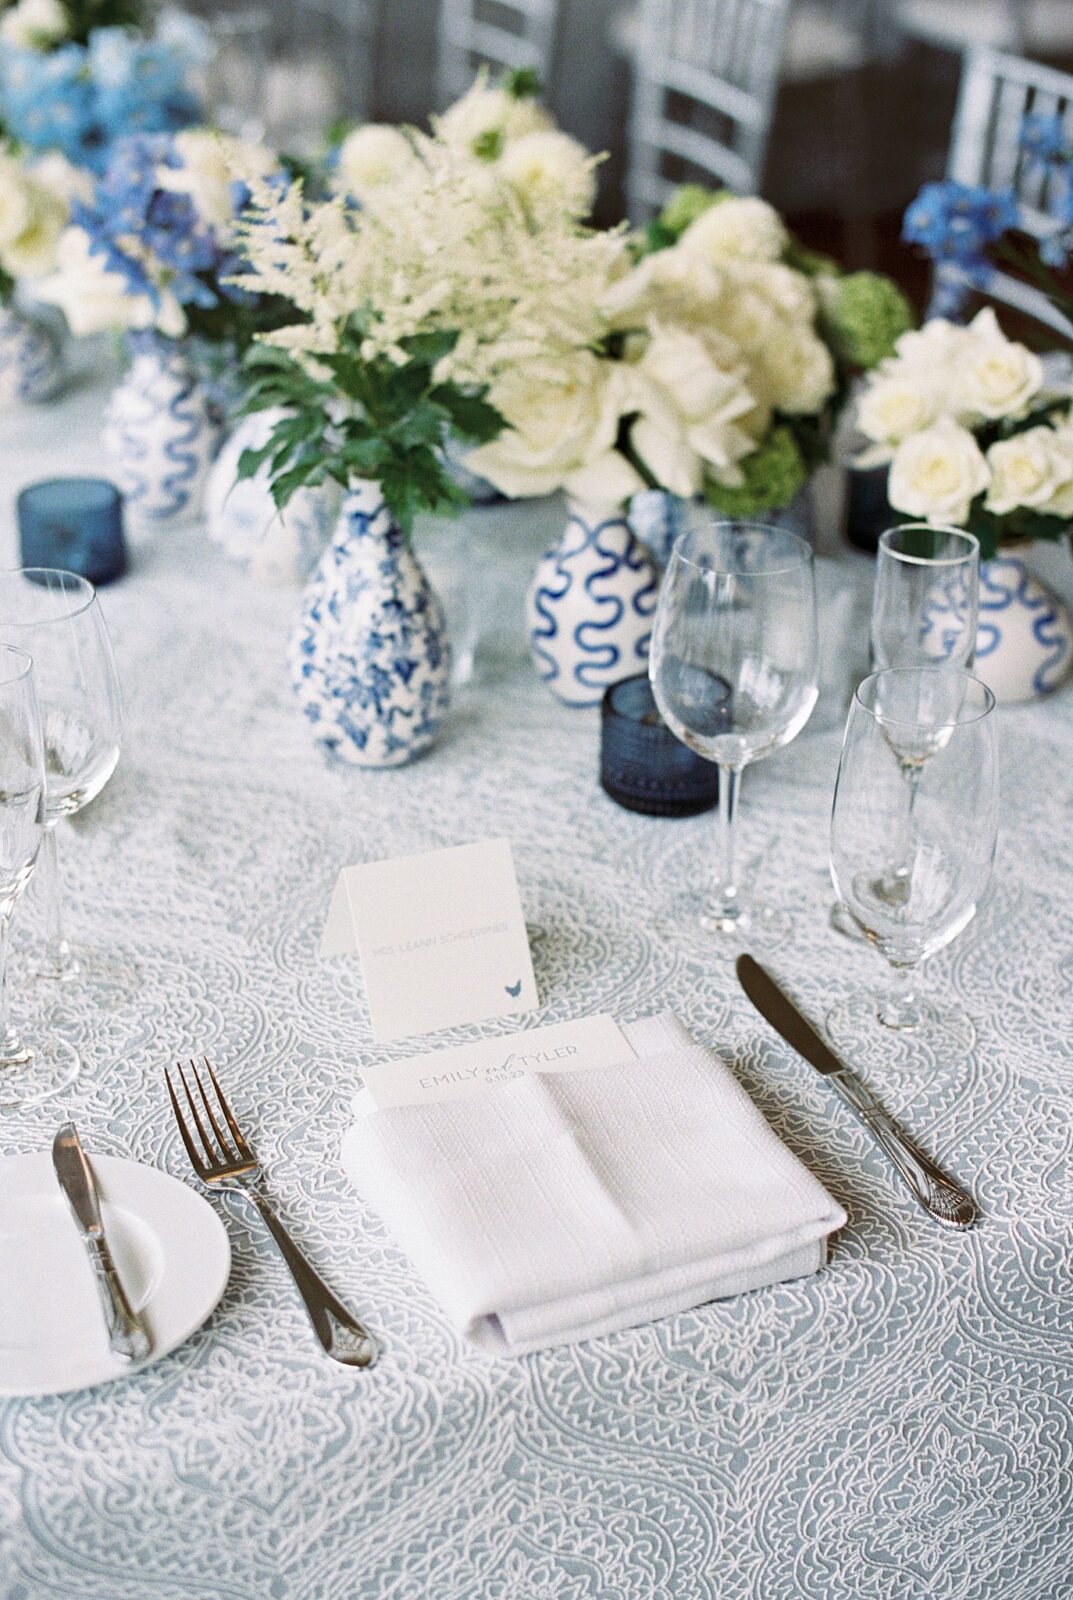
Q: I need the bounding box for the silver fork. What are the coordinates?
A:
[165,1058,376,1369]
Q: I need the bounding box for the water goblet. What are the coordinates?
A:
[827,667,998,1066]
[0,645,80,1108]
[649,520,818,942]
[0,569,124,991]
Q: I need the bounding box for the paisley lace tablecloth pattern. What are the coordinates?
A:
[0,375,1071,1600]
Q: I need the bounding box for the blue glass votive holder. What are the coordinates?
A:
[17,478,127,587]
[600,675,721,817]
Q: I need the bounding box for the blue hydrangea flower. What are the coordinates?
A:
[1020,111,1069,166]
[72,133,226,319]
[0,30,201,172]
[902,180,1019,283]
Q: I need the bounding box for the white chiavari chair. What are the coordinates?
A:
[438,0,561,106]
[932,47,1073,337]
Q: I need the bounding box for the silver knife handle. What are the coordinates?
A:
[86,1237,151,1362]
[831,1072,978,1230]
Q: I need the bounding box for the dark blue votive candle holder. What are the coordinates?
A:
[600,675,721,817]
[17,478,127,586]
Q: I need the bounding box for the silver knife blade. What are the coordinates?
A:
[52,1124,151,1362]
[735,955,978,1230]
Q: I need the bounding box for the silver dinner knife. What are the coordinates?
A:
[736,956,978,1230]
[52,1124,152,1362]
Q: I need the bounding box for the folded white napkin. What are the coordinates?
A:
[341,1013,846,1355]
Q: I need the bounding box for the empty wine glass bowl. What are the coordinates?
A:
[650,519,818,941]
[871,523,980,671]
[0,568,124,990]
[828,667,998,1066]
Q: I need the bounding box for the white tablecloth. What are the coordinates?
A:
[0,373,1071,1600]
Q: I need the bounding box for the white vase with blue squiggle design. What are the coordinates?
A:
[102,335,218,527]
[205,409,337,585]
[0,305,63,409]
[526,499,660,707]
[288,480,451,767]
[975,543,1073,703]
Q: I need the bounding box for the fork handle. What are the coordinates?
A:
[247,1192,377,1368]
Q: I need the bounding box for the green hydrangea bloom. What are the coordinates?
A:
[702,426,808,516]
[826,272,914,369]
[658,184,728,238]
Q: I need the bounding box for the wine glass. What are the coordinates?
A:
[649,520,818,940]
[0,570,124,990]
[831,523,980,941]
[0,645,80,1108]
[871,524,980,670]
[827,667,997,1065]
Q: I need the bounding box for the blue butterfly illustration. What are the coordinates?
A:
[505,979,522,998]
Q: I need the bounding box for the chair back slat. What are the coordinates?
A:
[627,0,791,221]
[439,0,560,106]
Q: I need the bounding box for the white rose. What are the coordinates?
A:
[718,286,775,353]
[601,245,722,329]
[464,351,638,500]
[336,124,421,206]
[734,260,817,323]
[0,186,66,277]
[754,325,835,415]
[1040,414,1073,517]
[29,152,94,207]
[497,130,595,218]
[0,0,68,49]
[436,78,552,156]
[0,156,33,248]
[626,323,758,494]
[34,227,147,336]
[985,426,1073,515]
[678,196,788,265]
[958,310,1043,420]
[857,374,941,451]
[888,417,989,525]
[162,130,277,232]
[890,317,969,374]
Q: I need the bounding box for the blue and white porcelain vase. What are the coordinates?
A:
[205,409,337,585]
[975,542,1073,704]
[526,498,660,707]
[0,305,63,409]
[288,480,451,767]
[102,334,218,526]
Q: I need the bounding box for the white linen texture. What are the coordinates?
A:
[341,1012,846,1354]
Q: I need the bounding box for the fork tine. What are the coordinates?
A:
[165,1066,209,1178]
[189,1057,238,1162]
[203,1057,254,1161]
[177,1060,220,1168]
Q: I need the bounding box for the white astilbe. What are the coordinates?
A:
[234,137,628,388]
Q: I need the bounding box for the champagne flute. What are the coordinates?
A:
[871,524,980,670]
[0,570,123,988]
[828,667,997,1065]
[831,523,980,940]
[0,645,80,1108]
[649,520,818,940]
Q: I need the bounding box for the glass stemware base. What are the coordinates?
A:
[825,990,975,1068]
[665,888,793,951]
[33,943,140,1008]
[0,1030,80,1110]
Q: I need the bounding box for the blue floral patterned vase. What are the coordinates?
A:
[102,334,218,526]
[526,499,660,708]
[0,305,63,408]
[975,544,1073,704]
[288,480,452,767]
[205,409,337,585]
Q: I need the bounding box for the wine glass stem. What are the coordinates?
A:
[0,905,28,1066]
[40,823,75,980]
[713,764,741,919]
[879,964,924,1030]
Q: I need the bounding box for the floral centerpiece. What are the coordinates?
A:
[859,121,1073,701]
[228,94,626,756]
[0,138,80,402]
[35,127,285,522]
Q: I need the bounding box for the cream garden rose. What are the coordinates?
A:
[626,321,758,496]
[754,324,836,415]
[888,417,990,525]
[857,375,942,455]
[0,148,68,281]
[0,0,68,48]
[958,309,1043,421]
[677,196,788,265]
[985,426,1073,516]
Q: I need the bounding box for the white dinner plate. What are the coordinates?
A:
[0,1152,230,1398]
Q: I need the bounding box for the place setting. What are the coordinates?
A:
[1,3,1072,1594]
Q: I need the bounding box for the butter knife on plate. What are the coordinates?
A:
[736,956,978,1230]
[52,1124,152,1362]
